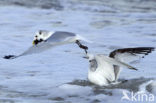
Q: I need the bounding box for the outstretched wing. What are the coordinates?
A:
[46,31,76,43]
[109,47,155,63]
[97,54,137,71]
[3,42,55,59]
[109,47,155,81]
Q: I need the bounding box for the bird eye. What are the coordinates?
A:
[35,35,38,38]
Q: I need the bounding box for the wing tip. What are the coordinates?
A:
[133,68,138,71]
[109,47,155,58]
[3,55,17,59]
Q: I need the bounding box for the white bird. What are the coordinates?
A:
[4,30,89,59]
[85,47,154,86]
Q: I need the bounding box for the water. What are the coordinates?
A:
[0,0,156,103]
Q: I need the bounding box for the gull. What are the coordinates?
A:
[85,47,155,86]
[4,30,89,59]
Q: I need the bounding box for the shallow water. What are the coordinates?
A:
[0,0,156,103]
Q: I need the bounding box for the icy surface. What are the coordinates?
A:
[0,0,156,103]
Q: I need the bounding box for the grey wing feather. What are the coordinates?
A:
[109,47,155,63]
[46,31,76,43]
[109,47,155,80]
[109,47,155,59]
[17,42,54,57]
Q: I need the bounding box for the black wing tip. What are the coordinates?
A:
[117,47,155,52]
[3,55,16,59]
[133,68,138,71]
[137,47,155,51]
[130,67,138,71]
[109,47,155,58]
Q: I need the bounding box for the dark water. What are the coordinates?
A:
[0,0,63,9]
[1,0,156,12]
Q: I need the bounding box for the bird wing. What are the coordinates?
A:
[46,31,91,44]
[97,54,138,71]
[13,42,54,58]
[3,42,55,59]
[109,47,155,80]
[46,31,76,43]
[109,47,155,63]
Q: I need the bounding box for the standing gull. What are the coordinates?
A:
[85,47,155,86]
[4,30,89,59]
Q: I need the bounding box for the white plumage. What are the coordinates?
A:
[88,54,115,86]
[4,30,89,59]
[86,47,154,86]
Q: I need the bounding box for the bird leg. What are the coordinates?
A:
[76,40,88,54]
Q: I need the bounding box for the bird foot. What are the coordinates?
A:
[76,40,88,54]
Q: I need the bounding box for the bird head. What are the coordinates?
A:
[32,30,53,45]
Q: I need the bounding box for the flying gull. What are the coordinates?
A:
[4,30,89,59]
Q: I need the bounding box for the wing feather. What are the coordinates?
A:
[109,47,155,80]
[46,31,76,43]
[109,47,155,62]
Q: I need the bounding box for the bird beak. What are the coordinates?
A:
[32,40,35,45]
